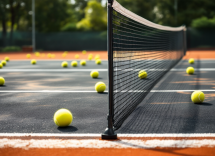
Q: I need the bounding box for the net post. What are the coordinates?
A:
[101,0,117,140]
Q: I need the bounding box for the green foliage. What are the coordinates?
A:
[191,17,215,29]
[77,0,107,31]
[2,46,21,52]
[61,23,78,31]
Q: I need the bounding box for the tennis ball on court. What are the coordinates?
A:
[47,53,52,58]
[1,60,6,66]
[5,57,9,62]
[82,50,87,54]
[191,91,205,104]
[31,59,37,65]
[186,67,194,75]
[88,55,93,60]
[26,54,31,58]
[95,82,106,93]
[94,55,100,60]
[95,59,101,65]
[138,70,147,79]
[61,61,68,67]
[51,54,55,58]
[0,64,2,69]
[0,77,5,86]
[53,108,73,127]
[80,60,86,66]
[90,70,99,78]
[71,61,78,67]
[189,58,195,64]
[35,52,40,57]
[75,54,79,59]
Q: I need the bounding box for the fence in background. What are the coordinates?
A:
[0,29,215,51]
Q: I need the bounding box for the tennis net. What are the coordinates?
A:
[103,0,186,137]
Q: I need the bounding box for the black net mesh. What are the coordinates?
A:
[111,9,185,130]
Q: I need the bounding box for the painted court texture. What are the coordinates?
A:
[0,50,215,155]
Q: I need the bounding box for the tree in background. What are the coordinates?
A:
[76,0,107,31]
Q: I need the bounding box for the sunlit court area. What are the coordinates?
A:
[1,0,215,156]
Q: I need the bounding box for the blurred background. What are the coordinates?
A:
[0,0,215,52]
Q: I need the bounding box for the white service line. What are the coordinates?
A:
[0,69,108,72]
[1,133,215,137]
[0,90,214,93]
[0,68,215,72]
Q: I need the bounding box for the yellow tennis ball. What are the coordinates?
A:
[138,70,147,79]
[71,61,78,67]
[61,61,68,67]
[0,77,5,86]
[191,91,205,104]
[95,82,106,93]
[53,108,73,127]
[35,52,40,57]
[1,60,7,66]
[186,67,194,75]
[5,57,9,62]
[88,55,93,60]
[26,54,31,58]
[95,59,102,65]
[47,53,52,58]
[82,50,87,54]
[89,53,93,57]
[80,60,86,66]
[75,54,79,59]
[0,63,3,69]
[189,58,195,64]
[90,70,99,78]
[94,55,100,60]
[31,59,37,65]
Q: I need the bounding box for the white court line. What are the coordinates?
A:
[0,90,214,93]
[1,68,215,72]
[1,133,215,137]
[0,69,108,72]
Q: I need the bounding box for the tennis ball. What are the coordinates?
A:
[96,59,102,65]
[71,61,78,67]
[80,60,86,66]
[53,108,73,127]
[138,70,147,79]
[0,77,5,86]
[88,55,93,60]
[5,57,9,62]
[189,58,195,64]
[26,54,31,58]
[0,63,2,69]
[31,59,37,65]
[35,52,40,57]
[95,82,106,93]
[82,50,87,54]
[186,67,194,75]
[89,53,93,57]
[94,55,100,60]
[47,53,52,58]
[61,61,68,68]
[191,91,205,104]
[90,70,99,78]
[75,54,79,59]
[1,60,6,66]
